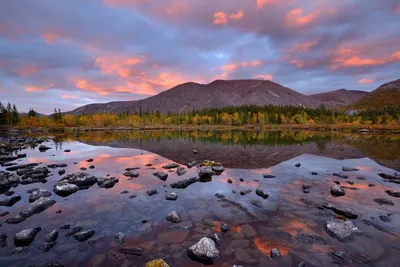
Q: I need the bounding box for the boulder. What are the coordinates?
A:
[170,177,198,189]
[20,197,56,218]
[114,232,125,244]
[74,230,95,242]
[0,195,21,207]
[187,237,220,264]
[60,172,97,187]
[123,171,139,178]
[43,230,58,242]
[374,198,395,206]
[270,248,282,259]
[147,189,158,196]
[54,182,79,196]
[385,190,400,198]
[166,193,178,201]
[330,184,345,196]
[342,167,359,172]
[153,172,168,181]
[162,163,180,169]
[29,188,51,202]
[323,203,358,219]
[119,247,144,256]
[324,219,362,241]
[166,211,181,223]
[198,166,214,179]
[14,227,41,246]
[255,189,269,199]
[5,163,38,171]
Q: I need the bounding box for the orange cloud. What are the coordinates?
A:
[25,83,54,92]
[289,59,318,69]
[257,0,279,8]
[253,74,273,80]
[331,47,400,69]
[229,10,244,20]
[61,94,79,99]
[285,8,315,27]
[70,77,110,96]
[154,0,190,18]
[221,60,261,72]
[358,78,375,84]
[290,37,320,53]
[213,12,228,25]
[42,31,61,44]
[95,55,144,78]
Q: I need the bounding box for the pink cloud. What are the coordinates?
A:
[257,0,281,8]
[213,12,228,25]
[253,74,273,80]
[61,94,79,99]
[25,83,54,92]
[229,10,244,21]
[41,31,61,44]
[358,78,375,84]
[95,55,144,78]
[290,37,320,53]
[221,60,261,72]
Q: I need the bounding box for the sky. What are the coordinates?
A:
[0,0,400,114]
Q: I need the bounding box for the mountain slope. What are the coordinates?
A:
[67,79,366,115]
[349,79,400,110]
[310,89,368,107]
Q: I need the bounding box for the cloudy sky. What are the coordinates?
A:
[1,0,399,114]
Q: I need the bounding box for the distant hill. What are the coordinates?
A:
[66,79,368,115]
[349,79,400,110]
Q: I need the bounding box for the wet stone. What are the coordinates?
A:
[65,226,83,237]
[379,215,391,222]
[14,227,41,246]
[342,167,359,172]
[311,172,318,175]
[114,232,125,244]
[214,193,226,199]
[153,172,168,181]
[119,247,144,256]
[187,237,220,264]
[166,193,178,201]
[198,166,214,179]
[227,179,233,184]
[250,199,263,208]
[0,195,21,206]
[29,188,51,202]
[368,184,375,187]
[256,188,269,199]
[39,241,57,252]
[374,198,395,206]
[323,203,358,219]
[333,173,348,179]
[0,233,7,247]
[176,166,187,176]
[162,163,180,169]
[170,177,198,189]
[385,190,400,198]
[86,158,94,162]
[187,161,198,168]
[324,219,362,241]
[263,174,276,179]
[20,197,56,218]
[147,189,158,196]
[166,211,181,223]
[0,211,9,217]
[220,223,230,232]
[59,224,70,230]
[58,169,66,176]
[295,163,301,168]
[89,165,95,169]
[330,184,345,196]
[6,215,26,224]
[123,171,139,178]
[74,230,95,242]
[270,248,282,259]
[43,230,58,242]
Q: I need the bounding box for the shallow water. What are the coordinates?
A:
[1,130,400,267]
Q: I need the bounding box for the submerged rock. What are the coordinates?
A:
[214,193,226,199]
[162,163,180,169]
[333,173,348,179]
[323,203,358,219]
[342,167,359,172]
[187,237,220,264]
[187,161,198,168]
[166,211,181,223]
[0,195,21,207]
[39,241,57,252]
[330,184,345,196]
[324,219,361,241]
[256,188,269,199]
[147,189,158,196]
[385,190,400,198]
[250,199,263,208]
[43,230,58,242]
[74,230,95,242]
[14,227,41,246]
[20,197,56,218]
[176,166,187,176]
[263,174,276,179]
[65,226,83,237]
[5,215,26,224]
[153,172,168,181]
[29,188,51,202]
[374,198,395,206]
[119,247,144,256]
[302,184,311,194]
[170,177,198,189]
[98,177,119,189]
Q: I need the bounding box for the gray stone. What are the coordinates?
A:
[153,172,168,181]
[14,227,41,246]
[333,172,348,179]
[255,189,269,199]
[342,167,359,172]
[74,230,95,242]
[123,171,139,178]
[5,215,26,224]
[0,195,21,206]
[166,211,181,223]
[114,232,125,244]
[374,198,395,206]
[39,241,57,252]
[187,161,198,168]
[53,182,79,196]
[198,166,214,178]
[162,163,180,169]
[176,166,187,176]
[43,230,58,242]
[170,177,198,189]
[323,203,358,219]
[330,184,345,196]
[385,190,400,198]
[20,197,56,218]
[0,233,7,247]
[263,174,276,178]
[147,189,158,196]
[214,193,226,199]
[166,193,178,201]
[220,223,230,232]
[325,219,362,241]
[58,169,66,176]
[271,248,281,259]
[250,199,263,208]
[29,189,51,202]
[187,237,220,264]
[119,247,144,255]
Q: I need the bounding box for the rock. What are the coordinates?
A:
[65,226,83,237]
[295,163,301,168]
[0,211,9,217]
[176,166,187,176]
[302,184,311,194]
[14,227,41,246]
[145,259,170,267]
[368,184,375,187]
[147,189,158,196]
[20,197,56,218]
[126,167,140,171]
[250,199,263,208]
[120,190,129,194]
[311,172,318,175]
[47,163,68,169]
[211,233,220,244]
[346,181,354,185]
[198,166,214,179]
[239,178,244,182]
[119,247,144,256]
[220,223,230,232]
[10,246,29,255]
[263,174,276,179]
[187,161,198,168]
[43,230,58,242]
[227,179,233,184]
[123,171,139,178]
[166,211,181,223]
[193,149,198,154]
[114,232,125,244]
[166,193,178,201]
[385,190,400,198]
[0,233,7,247]
[212,165,225,174]
[39,145,51,152]
[333,172,348,179]
[0,195,21,206]
[89,165,95,169]
[64,150,71,152]
[153,172,168,181]
[42,261,64,267]
[5,215,26,224]
[255,188,269,199]
[342,167,359,172]
[187,237,220,264]
[270,248,282,259]
[39,241,57,252]
[324,219,361,241]
[378,173,400,184]
[129,194,138,199]
[145,164,152,167]
[54,182,79,196]
[379,215,391,222]
[59,224,70,230]
[98,177,118,189]
[214,193,226,199]
[58,169,66,176]
[73,230,95,242]
[330,184,345,196]
[17,153,26,158]
[162,163,180,169]
[323,203,358,219]
[5,163,39,171]
[356,176,367,180]
[374,198,395,206]
[86,159,94,162]
[60,172,97,187]
[29,189,51,202]
[170,177,198,189]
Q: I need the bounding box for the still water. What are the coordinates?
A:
[0,130,399,267]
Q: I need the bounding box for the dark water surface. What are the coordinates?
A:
[1,130,400,267]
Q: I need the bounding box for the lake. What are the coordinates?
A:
[0,130,399,267]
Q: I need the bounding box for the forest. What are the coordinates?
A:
[1,101,400,129]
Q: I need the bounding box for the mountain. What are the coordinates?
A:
[67,79,366,115]
[309,89,368,107]
[349,79,400,110]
